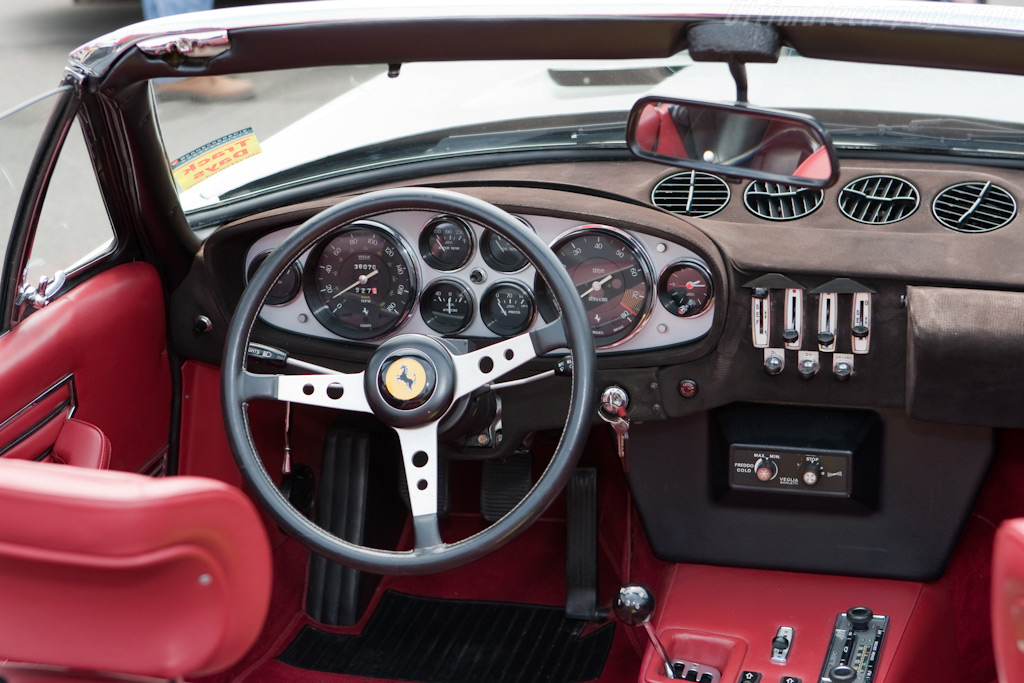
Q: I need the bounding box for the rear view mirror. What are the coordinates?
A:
[627,96,839,188]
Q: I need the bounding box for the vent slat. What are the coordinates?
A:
[838,175,919,225]
[651,172,730,217]
[932,182,1017,233]
[743,181,822,221]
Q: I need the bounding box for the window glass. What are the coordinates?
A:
[27,117,114,285]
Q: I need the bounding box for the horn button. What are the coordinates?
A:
[365,336,456,428]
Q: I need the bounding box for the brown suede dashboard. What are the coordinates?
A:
[170,156,1024,455]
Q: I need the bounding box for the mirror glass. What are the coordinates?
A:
[627,97,838,187]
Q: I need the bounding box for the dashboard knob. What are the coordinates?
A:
[834,361,853,381]
[781,328,799,343]
[764,355,784,376]
[851,325,869,339]
[817,331,835,346]
[801,462,823,486]
[753,287,769,300]
[754,457,778,482]
[772,635,790,651]
[830,665,856,682]
[847,606,874,631]
[798,357,819,379]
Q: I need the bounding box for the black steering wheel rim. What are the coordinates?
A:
[222,187,596,574]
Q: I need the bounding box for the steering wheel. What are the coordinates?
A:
[222,188,596,574]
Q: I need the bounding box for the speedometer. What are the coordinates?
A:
[303,221,417,340]
[537,226,653,348]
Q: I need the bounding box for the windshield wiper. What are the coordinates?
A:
[826,118,1024,155]
[429,121,626,155]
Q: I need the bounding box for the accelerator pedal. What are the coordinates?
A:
[566,467,603,620]
[480,449,533,523]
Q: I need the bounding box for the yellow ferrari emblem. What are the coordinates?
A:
[383,358,428,401]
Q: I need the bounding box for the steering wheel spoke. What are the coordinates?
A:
[394,423,444,549]
[451,320,567,399]
[242,370,372,413]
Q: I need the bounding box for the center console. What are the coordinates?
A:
[632,564,959,683]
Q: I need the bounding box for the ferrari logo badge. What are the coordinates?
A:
[383,357,428,401]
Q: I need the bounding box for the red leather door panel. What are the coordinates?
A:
[0,262,171,472]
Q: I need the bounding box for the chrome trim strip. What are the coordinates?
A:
[0,374,77,437]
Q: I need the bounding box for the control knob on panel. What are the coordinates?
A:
[797,356,819,379]
[764,355,784,376]
[847,606,874,630]
[801,461,823,486]
[834,360,853,381]
[754,457,778,482]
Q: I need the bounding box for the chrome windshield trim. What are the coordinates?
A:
[68,0,1024,77]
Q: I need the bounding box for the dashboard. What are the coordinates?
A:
[244,213,715,354]
[174,155,1024,580]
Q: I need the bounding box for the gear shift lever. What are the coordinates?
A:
[615,584,676,679]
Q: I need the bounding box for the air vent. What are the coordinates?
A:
[932,181,1017,233]
[652,171,730,218]
[838,175,919,224]
[743,182,823,221]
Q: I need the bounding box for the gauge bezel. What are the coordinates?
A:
[420,278,475,335]
[480,280,536,337]
[540,224,655,349]
[419,214,475,272]
[247,250,302,306]
[657,259,715,318]
[302,219,419,341]
[480,215,534,273]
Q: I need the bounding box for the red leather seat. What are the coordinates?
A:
[0,459,272,679]
[993,519,1024,682]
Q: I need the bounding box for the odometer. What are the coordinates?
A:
[537,226,653,348]
[304,222,417,340]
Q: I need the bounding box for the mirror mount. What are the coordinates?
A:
[687,22,781,106]
[728,62,748,104]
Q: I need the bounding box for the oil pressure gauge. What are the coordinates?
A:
[658,261,713,317]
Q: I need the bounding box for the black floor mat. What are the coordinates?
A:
[277,590,615,683]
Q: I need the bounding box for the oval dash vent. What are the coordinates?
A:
[743,181,823,221]
[838,175,919,225]
[932,181,1017,233]
[652,171,730,218]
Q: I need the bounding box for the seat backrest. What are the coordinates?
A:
[994,518,1024,683]
[0,459,272,679]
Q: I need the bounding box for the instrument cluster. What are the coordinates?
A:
[245,211,715,353]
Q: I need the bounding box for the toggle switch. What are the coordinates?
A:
[851,292,871,354]
[751,287,771,348]
[817,292,838,353]
[783,288,803,350]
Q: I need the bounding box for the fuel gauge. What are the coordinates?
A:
[421,280,474,334]
[658,261,713,317]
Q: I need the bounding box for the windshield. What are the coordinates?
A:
[152,50,1024,215]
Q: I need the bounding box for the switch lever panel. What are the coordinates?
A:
[818,607,887,683]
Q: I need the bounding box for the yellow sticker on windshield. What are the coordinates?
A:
[170,127,261,191]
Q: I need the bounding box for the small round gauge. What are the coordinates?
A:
[247,251,302,306]
[536,226,653,348]
[421,279,474,335]
[420,215,474,271]
[658,261,713,317]
[481,281,535,337]
[480,216,533,272]
[303,222,417,340]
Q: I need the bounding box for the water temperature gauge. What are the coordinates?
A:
[658,261,713,317]
[420,279,474,334]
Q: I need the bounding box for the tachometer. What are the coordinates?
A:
[304,221,417,340]
[537,226,653,348]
